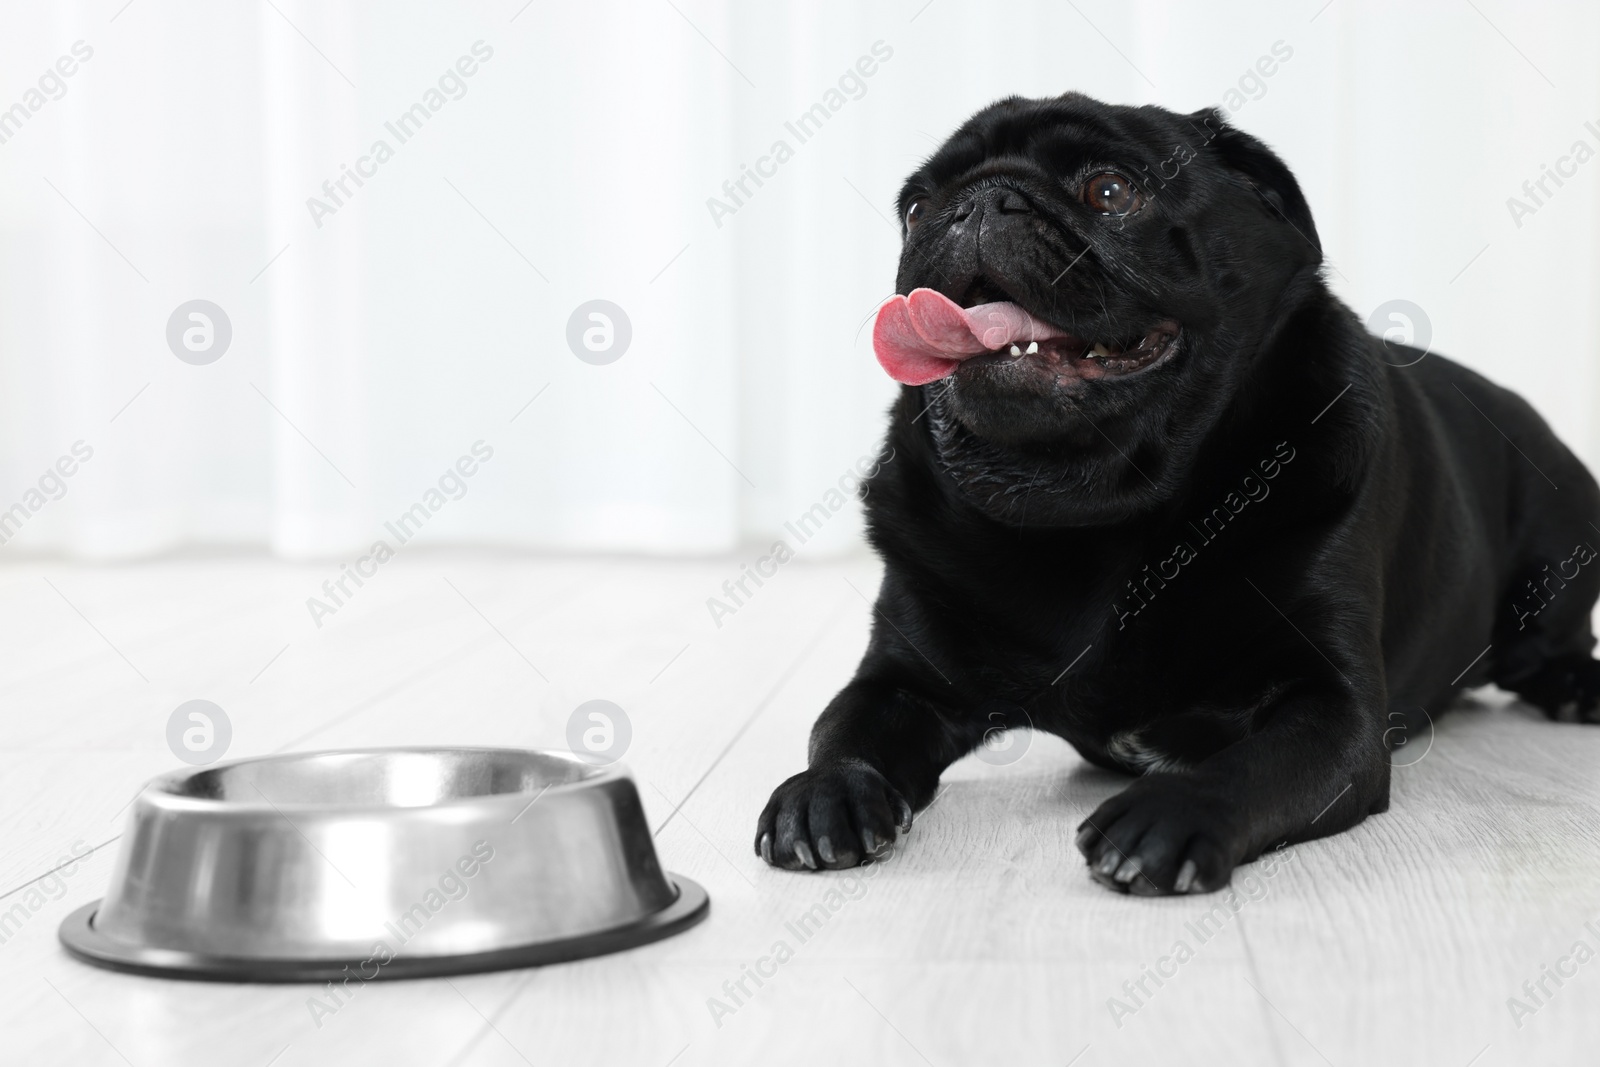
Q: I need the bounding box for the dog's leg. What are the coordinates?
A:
[1502,654,1600,723]
[1482,409,1600,720]
[755,678,979,871]
[1075,685,1390,896]
[1493,552,1600,722]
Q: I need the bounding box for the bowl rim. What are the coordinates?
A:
[59,875,710,982]
[132,746,625,817]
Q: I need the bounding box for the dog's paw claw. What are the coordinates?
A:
[755,762,910,872]
[1076,778,1243,896]
[1113,857,1144,884]
[1174,859,1198,893]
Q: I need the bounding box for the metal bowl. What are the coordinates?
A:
[59,748,708,981]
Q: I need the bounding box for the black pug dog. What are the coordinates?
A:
[753,92,1600,895]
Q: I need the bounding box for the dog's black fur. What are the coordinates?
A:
[754,93,1600,895]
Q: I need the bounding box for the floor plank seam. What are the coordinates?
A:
[651,595,852,840]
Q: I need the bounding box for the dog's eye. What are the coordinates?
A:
[904,197,929,232]
[1080,172,1141,216]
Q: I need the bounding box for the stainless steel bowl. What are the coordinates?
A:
[59,748,708,981]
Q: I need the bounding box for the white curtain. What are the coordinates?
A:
[2,0,1597,559]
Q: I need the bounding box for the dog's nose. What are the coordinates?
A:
[995,190,1031,214]
[952,186,1032,222]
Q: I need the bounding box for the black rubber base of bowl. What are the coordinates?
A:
[58,875,709,983]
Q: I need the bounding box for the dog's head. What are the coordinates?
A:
[882,93,1323,526]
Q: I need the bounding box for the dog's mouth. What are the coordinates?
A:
[873,285,1180,387]
[961,323,1181,382]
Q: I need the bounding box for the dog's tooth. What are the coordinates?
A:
[1024,341,1039,355]
[1090,342,1116,359]
[1008,344,1022,356]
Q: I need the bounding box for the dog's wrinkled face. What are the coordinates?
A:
[892,93,1322,526]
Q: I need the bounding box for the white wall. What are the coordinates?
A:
[0,0,1596,559]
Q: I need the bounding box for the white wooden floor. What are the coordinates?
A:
[1,553,1598,1067]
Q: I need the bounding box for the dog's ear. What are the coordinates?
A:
[1188,108,1320,260]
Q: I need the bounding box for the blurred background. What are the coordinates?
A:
[0,0,1597,561]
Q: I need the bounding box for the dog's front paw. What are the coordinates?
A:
[755,761,913,871]
[1075,775,1247,896]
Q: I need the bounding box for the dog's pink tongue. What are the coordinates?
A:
[873,288,1067,385]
